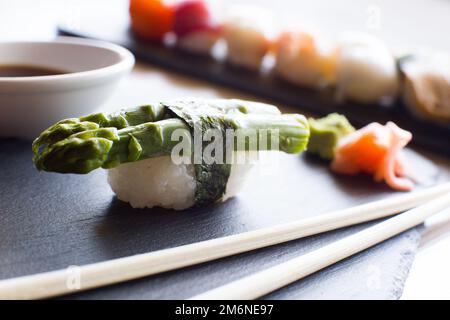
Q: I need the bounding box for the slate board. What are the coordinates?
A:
[1,137,443,299]
[57,23,450,156]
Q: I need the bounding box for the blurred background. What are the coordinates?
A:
[1,0,449,53]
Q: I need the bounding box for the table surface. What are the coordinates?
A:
[1,0,450,299]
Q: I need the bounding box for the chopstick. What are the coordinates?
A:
[0,183,449,300]
[191,192,450,300]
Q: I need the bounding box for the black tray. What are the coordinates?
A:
[1,138,442,299]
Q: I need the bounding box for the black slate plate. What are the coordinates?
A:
[57,24,450,156]
[0,138,441,299]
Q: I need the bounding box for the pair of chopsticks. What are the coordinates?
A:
[0,183,449,300]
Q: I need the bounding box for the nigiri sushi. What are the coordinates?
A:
[129,0,174,42]
[400,53,450,124]
[335,33,399,104]
[32,99,310,210]
[274,31,337,89]
[222,5,274,70]
[174,0,221,55]
[331,122,414,191]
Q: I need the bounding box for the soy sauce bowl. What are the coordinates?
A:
[0,37,135,139]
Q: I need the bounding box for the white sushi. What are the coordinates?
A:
[274,31,337,89]
[335,32,399,104]
[222,5,274,70]
[400,52,450,124]
[107,152,256,210]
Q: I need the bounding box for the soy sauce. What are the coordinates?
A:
[0,65,69,77]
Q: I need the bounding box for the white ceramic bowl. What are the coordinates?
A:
[0,37,135,139]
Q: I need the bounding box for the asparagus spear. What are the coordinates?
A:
[34,118,189,174]
[225,113,309,154]
[32,99,278,157]
[34,113,309,174]
[32,104,167,156]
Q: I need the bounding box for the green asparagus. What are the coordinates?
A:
[34,118,190,174]
[32,103,167,156]
[32,99,310,206]
[33,99,309,173]
[33,112,309,174]
[32,99,281,157]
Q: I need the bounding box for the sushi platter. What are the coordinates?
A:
[58,22,450,157]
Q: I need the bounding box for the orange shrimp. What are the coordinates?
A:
[331,122,414,191]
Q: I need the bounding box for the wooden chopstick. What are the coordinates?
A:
[191,192,450,300]
[0,183,449,300]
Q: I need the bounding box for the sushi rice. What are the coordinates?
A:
[108,152,257,210]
